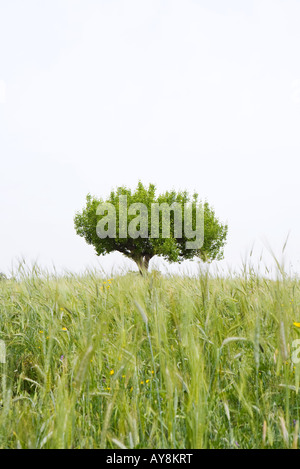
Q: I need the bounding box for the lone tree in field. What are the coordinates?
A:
[74,182,228,274]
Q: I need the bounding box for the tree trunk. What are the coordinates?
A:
[135,255,152,275]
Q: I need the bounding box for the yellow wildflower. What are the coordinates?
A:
[294,322,300,328]
[109,369,114,375]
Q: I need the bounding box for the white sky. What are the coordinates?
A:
[0,0,300,276]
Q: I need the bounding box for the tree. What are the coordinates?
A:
[74,182,228,274]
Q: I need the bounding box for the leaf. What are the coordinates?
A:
[220,337,248,349]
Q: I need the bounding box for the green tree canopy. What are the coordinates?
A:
[74,182,228,273]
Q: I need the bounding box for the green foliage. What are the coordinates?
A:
[1,267,300,448]
[74,182,228,272]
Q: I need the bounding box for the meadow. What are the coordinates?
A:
[0,264,300,449]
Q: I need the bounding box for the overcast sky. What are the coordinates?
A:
[1,0,300,276]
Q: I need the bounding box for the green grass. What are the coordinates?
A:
[1,265,300,449]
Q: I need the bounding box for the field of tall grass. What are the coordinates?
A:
[1,264,300,449]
